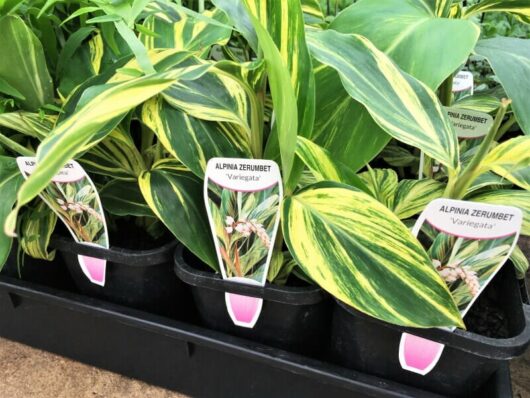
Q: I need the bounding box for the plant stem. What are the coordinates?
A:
[0,133,34,156]
[446,98,511,199]
[495,113,516,141]
[198,0,204,13]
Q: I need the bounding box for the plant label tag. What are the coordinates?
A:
[16,157,109,286]
[399,198,522,375]
[445,107,493,139]
[204,158,283,328]
[452,71,474,94]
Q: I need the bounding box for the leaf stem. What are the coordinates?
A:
[446,98,511,199]
[495,113,516,141]
[0,133,34,156]
[439,74,454,107]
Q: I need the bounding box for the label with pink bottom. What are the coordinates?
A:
[17,157,109,286]
[399,198,522,375]
[204,158,282,328]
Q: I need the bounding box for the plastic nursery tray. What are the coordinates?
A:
[0,274,513,398]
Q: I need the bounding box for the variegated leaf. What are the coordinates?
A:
[0,156,24,268]
[330,0,479,90]
[19,201,56,261]
[141,3,231,52]
[312,63,390,172]
[139,159,217,268]
[358,168,399,209]
[100,180,154,217]
[0,16,54,111]
[141,96,250,178]
[307,30,459,170]
[393,179,445,219]
[5,67,210,235]
[479,136,530,188]
[283,182,463,328]
[295,136,368,193]
[0,112,55,140]
[470,190,530,236]
[464,0,530,22]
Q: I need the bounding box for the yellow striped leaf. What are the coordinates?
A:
[510,244,529,278]
[19,201,56,261]
[283,182,463,328]
[0,157,23,268]
[312,63,390,172]
[141,3,231,52]
[393,179,445,220]
[480,136,530,188]
[470,190,530,236]
[141,96,251,177]
[100,180,154,217]
[307,30,459,170]
[139,160,217,268]
[0,112,55,140]
[330,0,479,90]
[295,136,369,193]
[243,0,315,140]
[5,67,209,235]
[358,168,398,209]
[301,0,325,25]
[0,16,54,111]
[464,0,530,22]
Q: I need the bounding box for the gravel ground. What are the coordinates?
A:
[0,336,528,397]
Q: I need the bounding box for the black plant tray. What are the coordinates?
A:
[0,274,513,398]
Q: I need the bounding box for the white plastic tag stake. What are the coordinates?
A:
[452,71,474,95]
[445,107,493,139]
[204,158,283,328]
[16,157,109,286]
[399,198,522,375]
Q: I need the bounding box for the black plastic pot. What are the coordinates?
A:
[0,272,513,398]
[50,235,185,317]
[1,242,74,290]
[174,245,331,356]
[330,264,530,397]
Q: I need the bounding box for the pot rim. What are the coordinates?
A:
[174,245,328,305]
[50,235,177,266]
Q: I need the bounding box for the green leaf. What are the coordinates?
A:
[312,64,390,171]
[307,30,459,170]
[475,37,530,135]
[470,190,530,236]
[393,179,445,219]
[282,182,463,328]
[295,136,369,193]
[139,159,217,269]
[115,20,155,75]
[142,96,251,178]
[454,93,501,113]
[242,5,298,182]
[330,0,479,89]
[19,201,56,261]
[5,67,209,235]
[0,76,25,100]
[0,112,55,140]
[0,16,54,111]
[56,27,96,79]
[100,180,154,217]
[212,0,258,52]
[0,156,23,269]
[141,4,231,52]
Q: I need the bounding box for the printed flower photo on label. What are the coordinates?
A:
[41,179,107,247]
[419,222,516,312]
[206,180,280,283]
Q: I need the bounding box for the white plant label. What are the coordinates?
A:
[204,158,283,328]
[445,107,493,139]
[16,157,109,286]
[452,71,474,94]
[399,198,522,376]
